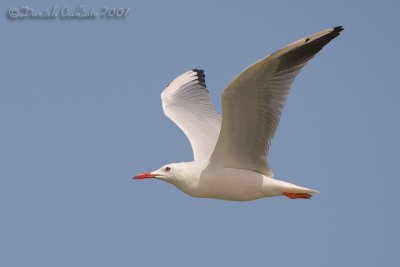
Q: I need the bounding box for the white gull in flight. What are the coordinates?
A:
[134,26,343,201]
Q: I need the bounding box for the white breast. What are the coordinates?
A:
[191,168,278,201]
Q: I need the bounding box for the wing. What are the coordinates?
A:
[209,26,343,176]
[161,69,221,161]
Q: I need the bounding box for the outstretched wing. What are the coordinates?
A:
[209,26,343,176]
[161,69,221,161]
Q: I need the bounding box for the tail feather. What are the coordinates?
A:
[276,179,319,194]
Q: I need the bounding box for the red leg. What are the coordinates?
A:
[282,192,312,199]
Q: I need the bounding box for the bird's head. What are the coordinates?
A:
[133,161,206,190]
[134,162,188,184]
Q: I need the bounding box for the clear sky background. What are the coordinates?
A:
[1,0,399,266]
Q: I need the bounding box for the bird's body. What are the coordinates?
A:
[135,26,343,201]
[158,161,317,201]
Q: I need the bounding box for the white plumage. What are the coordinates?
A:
[161,69,221,161]
[135,26,343,201]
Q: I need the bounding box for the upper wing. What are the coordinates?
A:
[161,69,221,161]
[209,26,343,176]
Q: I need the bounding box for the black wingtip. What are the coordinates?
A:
[333,26,344,32]
[275,26,343,72]
[192,69,207,89]
[192,68,204,74]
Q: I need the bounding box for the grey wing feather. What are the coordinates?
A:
[209,26,343,176]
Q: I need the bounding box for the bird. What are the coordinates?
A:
[134,26,343,201]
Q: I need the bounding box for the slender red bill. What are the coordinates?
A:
[133,173,157,179]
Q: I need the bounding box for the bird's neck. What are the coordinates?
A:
[171,160,208,190]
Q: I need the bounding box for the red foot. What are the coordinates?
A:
[282,192,312,199]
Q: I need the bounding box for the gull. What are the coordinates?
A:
[134,26,343,201]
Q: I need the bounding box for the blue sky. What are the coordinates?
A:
[1,0,399,266]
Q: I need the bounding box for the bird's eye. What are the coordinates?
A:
[165,167,171,172]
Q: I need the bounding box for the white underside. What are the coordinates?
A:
[173,167,319,201]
